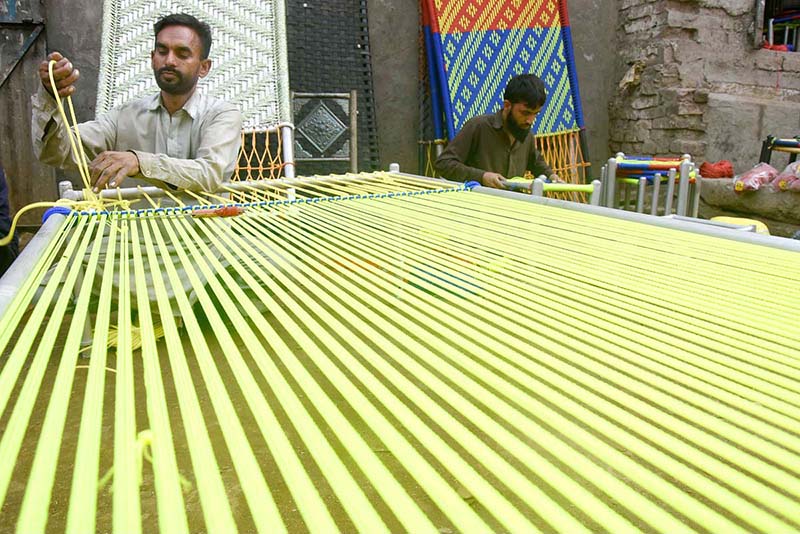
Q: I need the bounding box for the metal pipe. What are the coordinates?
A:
[350,89,358,174]
[676,160,691,216]
[606,157,617,208]
[691,172,702,218]
[589,180,602,206]
[599,165,607,205]
[532,178,545,197]
[0,212,67,320]
[281,124,296,179]
[665,168,676,215]
[650,173,661,216]
[636,177,646,213]
[470,185,800,252]
[61,175,362,202]
[58,180,74,199]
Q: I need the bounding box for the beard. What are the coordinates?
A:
[154,67,198,95]
[505,114,531,143]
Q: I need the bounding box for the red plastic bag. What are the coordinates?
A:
[771,161,800,192]
[734,163,778,192]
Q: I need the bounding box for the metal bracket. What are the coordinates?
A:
[0,22,44,90]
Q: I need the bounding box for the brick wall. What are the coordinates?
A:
[610,0,800,169]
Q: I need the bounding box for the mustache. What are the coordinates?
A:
[158,67,180,76]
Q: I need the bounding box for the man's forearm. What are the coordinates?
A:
[133,108,242,192]
[132,152,232,192]
[31,86,114,171]
[434,156,485,183]
[31,88,78,169]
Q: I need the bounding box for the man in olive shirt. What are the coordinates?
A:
[32,13,242,193]
[435,74,559,189]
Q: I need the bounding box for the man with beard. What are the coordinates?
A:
[32,13,241,193]
[28,14,243,322]
[435,74,560,189]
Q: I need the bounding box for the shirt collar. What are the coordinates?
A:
[145,93,162,112]
[147,89,204,118]
[489,108,505,129]
[181,90,204,119]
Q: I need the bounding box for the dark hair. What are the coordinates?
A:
[153,13,212,59]
[504,74,547,108]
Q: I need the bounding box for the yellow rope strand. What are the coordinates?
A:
[2,174,800,532]
[47,60,93,192]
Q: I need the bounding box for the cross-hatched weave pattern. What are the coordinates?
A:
[444,27,574,133]
[96,0,291,129]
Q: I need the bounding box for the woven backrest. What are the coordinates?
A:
[235,122,295,180]
[421,0,584,139]
[420,0,590,184]
[96,0,291,129]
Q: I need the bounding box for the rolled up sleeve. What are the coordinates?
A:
[434,121,486,184]
[31,86,117,171]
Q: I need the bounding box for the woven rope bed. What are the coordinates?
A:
[96,0,292,129]
[0,172,799,532]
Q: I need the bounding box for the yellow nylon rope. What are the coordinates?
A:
[272,194,796,527]
[1,174,799,532]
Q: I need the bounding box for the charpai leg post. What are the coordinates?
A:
[599,165,607,205]
[282,124,296,179]
[605,157,617,209]
[691,167,702,218]
[676,160,691,217]
[589,180,602,206]
[636,177,647,213]
[664,168,676,215]
[532,178,545,197]
[650,173,661,216]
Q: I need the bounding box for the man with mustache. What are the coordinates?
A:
[32,13,242,193]
[435,74,560,189]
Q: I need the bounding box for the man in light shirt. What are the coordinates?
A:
[32,12,242,193]
[30,14,244,321]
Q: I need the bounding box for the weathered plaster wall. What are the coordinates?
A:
[610,0,800,173]
[569,0,618,174]
[367,0,420,173]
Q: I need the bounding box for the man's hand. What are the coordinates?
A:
[549,173,564,183]
[89,151,140,192]
[39,52,80,97]
[481,171,507,189]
